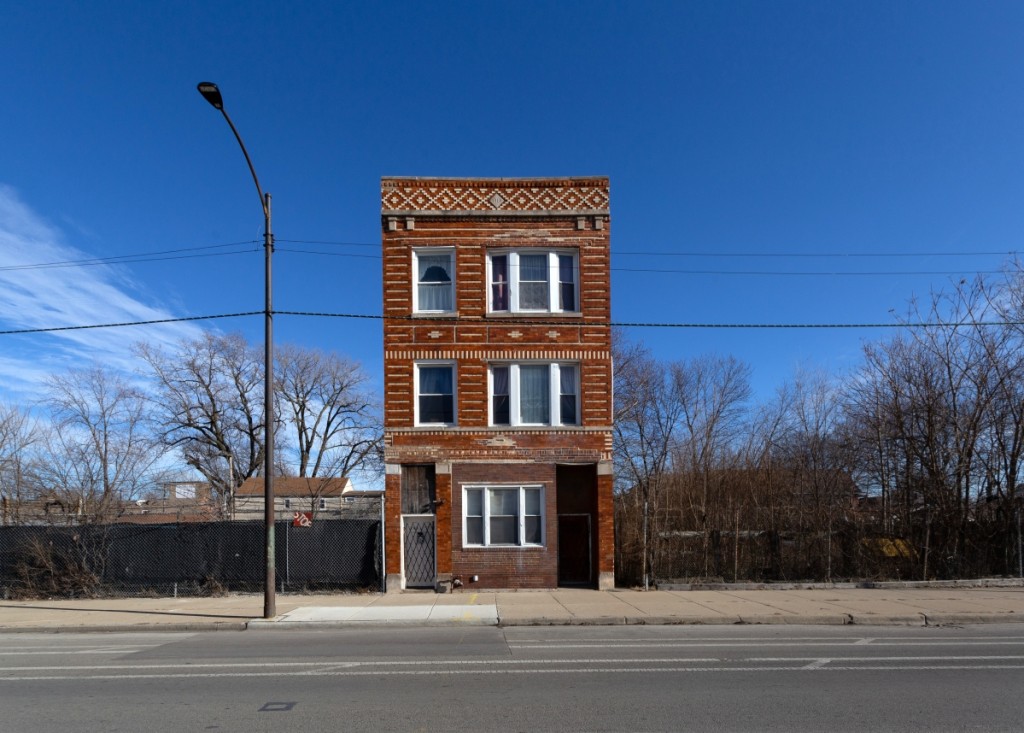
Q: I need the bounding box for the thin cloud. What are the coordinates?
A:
[0,185,205,399]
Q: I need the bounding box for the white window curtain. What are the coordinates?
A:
[519,365,550,423]
[417,254,452,311]
[517,254,549,310]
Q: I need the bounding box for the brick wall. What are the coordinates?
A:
[381,177,614,590]
[450,462,558,589]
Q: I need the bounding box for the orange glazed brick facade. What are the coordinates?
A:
[381,177,614,591]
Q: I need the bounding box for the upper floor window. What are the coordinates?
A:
[414,249,454,313]
[489,363,579,426]
[489,250,578,313]
[415,363,455,425]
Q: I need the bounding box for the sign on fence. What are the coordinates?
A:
[292,512,313,527]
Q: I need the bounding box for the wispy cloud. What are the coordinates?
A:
[0,185,205,400]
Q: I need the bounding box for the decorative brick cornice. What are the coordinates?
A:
[384,349,612,361]
[382,177,609,216]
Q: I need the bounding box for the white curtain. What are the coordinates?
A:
[518,254,548,309]
[418,254,452,311]
[519,365,550,423]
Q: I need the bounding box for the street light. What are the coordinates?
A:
[197,81,277,619]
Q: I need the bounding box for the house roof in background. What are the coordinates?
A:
[235,477,353,498]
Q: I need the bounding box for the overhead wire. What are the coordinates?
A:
[0,240,260,272]
[1,236,1018,335]
[2,309,1020,337]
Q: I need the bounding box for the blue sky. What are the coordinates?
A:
[2,1,1023,404]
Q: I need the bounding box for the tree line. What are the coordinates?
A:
[0,334,381,524]
[614,269,1024,586]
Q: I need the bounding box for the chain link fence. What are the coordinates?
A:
[0,513,382,599]
[615,498,1024,587]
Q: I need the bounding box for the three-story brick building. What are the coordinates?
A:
[381,177,614,591]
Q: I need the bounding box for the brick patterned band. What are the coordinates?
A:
[382,178,609,214]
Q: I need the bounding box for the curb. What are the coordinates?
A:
[247,618,496,630]
[0,622,250,634]
[659,578,1024,591]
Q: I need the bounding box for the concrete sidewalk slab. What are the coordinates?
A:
[1,584,1021,632]
[251,602,499,628]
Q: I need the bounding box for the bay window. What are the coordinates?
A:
[488,250,578,313]
[489,363,579,426]
[463,485,544,547]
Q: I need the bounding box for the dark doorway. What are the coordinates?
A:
[556,464,597,587]
[558,514,592,585]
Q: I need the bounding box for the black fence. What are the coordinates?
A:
[0,518,382,599]
[615,501,1024,587]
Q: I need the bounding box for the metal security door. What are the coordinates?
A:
[403,515,436,588]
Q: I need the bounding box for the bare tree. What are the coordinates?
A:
[137,333,266,507]
[671,354,752,577]
[612,333,684,587]
[275,343,382,482]
[35,367,160,523]
[0,403,39,524]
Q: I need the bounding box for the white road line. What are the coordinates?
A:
[0,650,152,656]
[508,635,1024,643]
[509,641,1024,649]
[750,655,1024,662]
[802,659,831,669]
[0,657,722,672]
[4,664,1024,682]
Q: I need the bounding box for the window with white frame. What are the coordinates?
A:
[489,363,579,426]
[415,363,456,425]
[464,485,543,546]
[488,250,578,313]
[414,249,455,313]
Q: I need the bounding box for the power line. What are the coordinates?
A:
[616,249,1019,258]
[275,248,380,260]
[0,241,260,273]
[612,267,1005,277]
[275,239,377,248]
[275,310,1021,330]
[6,237,1015,274]
[0,312,262,336]
[3,309,1020,337]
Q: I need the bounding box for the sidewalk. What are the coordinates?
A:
[2,583,1023,632]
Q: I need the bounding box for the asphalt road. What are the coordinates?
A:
[2,625,1024,732]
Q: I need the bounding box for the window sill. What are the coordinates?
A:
[486,311,582,319]
[489,424,583,429]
